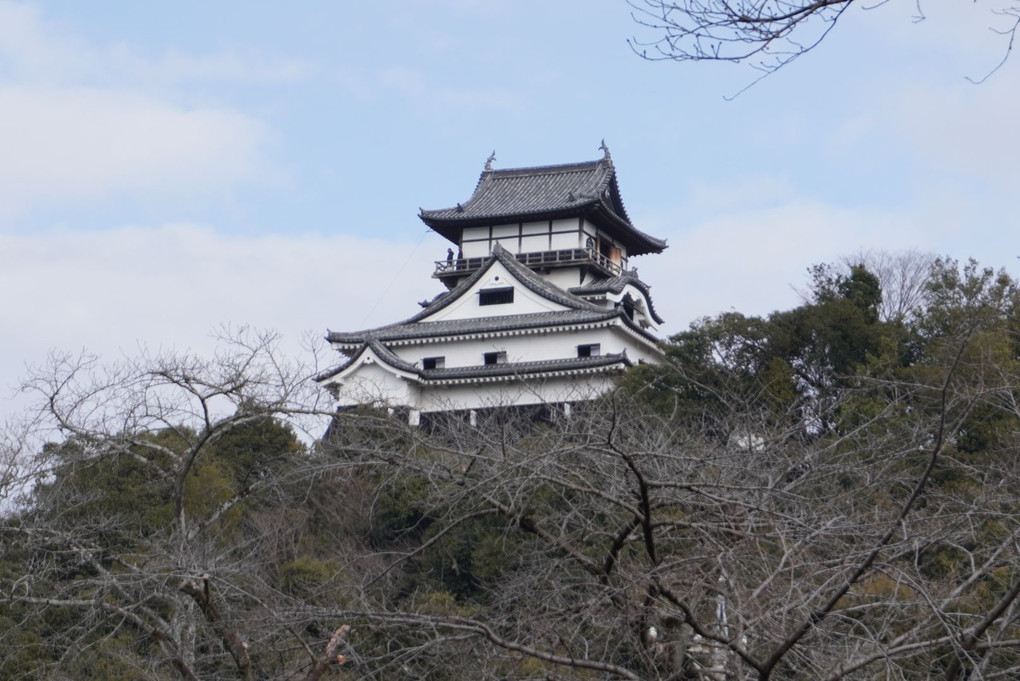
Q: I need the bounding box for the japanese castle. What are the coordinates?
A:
[317,146,667,424]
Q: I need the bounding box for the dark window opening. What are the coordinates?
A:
[479,287,514,306]
[483,351,507,366]
[577,344,601,358]
[422,356,445,370]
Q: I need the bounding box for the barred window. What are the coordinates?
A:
[479,287,514,306]
[483,351,507,366]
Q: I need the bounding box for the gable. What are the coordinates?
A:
[615,284,661,332]
[320,344,419,407]
[421,259,572,322]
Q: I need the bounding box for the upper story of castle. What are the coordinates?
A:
[419,144,667,292]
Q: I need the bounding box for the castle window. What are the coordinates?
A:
[422,356,445,370]
[483,351,507,366]
[479,287,514,306]
[577,344,600,358]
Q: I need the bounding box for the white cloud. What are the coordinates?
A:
[640,198,924,333]
[0,1,292,220]
[371,65,518,114]
[0,1,85,83]
[829,64,1020,199]
[680,175,798,216]
[106,47,313,86]
[890,79,1020,188]
[0,87,275,217]
[854,1,1020,72]
[0,1,311,87]
[0,225,448,401]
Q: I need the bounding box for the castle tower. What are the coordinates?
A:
[317,146,667,424]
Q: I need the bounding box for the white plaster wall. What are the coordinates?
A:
[551,218,577,234]
[494,236,518,252]
[395,338,512,368]
[422,262,570,322]
[461,226,489,257]
[492,224,518,238]
[550,230,580,249]
[418,373,618,413]
[458,219,598,258]
[392,334,577,368]
[544,267,583,290]
[329,325,661,414]
[331,361,419,408]
[388,323,661,370]
[520,234,548,252]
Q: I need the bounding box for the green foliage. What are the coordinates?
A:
[2,414,311,680]
[7,255,1020,681]
[629,260,910,437]
[33,438,176,549]
[0,615,48,680]
[419,515,520,598]
[810,261,882,320]
[371,472,431,544]
[278,555,345,602]
[60,630,166,681]
[208,415,304,489]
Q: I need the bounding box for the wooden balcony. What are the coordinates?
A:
[434,247,625,284]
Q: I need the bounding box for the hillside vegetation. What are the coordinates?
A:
[2,256,1019,680]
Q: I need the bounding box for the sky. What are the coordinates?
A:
[2,1,1019,418]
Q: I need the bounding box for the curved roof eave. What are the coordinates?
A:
[419,156,667,255]
[326,245,609,345]
[570,274,666,325]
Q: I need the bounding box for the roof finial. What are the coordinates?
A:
[599,139,611,161]
[484,150,496,171]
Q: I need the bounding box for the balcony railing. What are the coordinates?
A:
[435,247,625,280]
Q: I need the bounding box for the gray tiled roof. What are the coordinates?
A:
[419,156,667,256]
[317,341,631,383]
[570,272,639,296]
[326,246,659,346]
[327,245,614,345]
[570,272,665,325]
[421,352,631,381]
[314,339,417,382]
[327,309,622,345]
[488,244,607,311]
[319,246,661,384]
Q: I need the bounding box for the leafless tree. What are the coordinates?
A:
[628,1,1020,84]
[802,249,936,323]
[4,307,1020,680]
[313,299,1020,679]
[841,249,935,323]
[0,327,356,681]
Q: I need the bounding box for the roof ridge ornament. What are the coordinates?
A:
[599,139,611,161]
[484,150,496,171]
